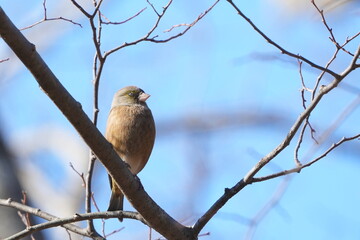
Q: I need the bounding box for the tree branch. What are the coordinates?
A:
[0,198,101,239]
[252,133,360,182]
[226,0,340,79]
[193,180,247,235]
[192,4,360,232]
[0,198,147,240]
[103,0,219,56]
[242,45,359,183]
[0,7,194,240]
[20,0,82,30]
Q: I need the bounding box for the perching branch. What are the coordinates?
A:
[1,0,359,239]
[0,7,195,240]
[69,0,219,236]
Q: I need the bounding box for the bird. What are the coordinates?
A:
[105,86,156,221]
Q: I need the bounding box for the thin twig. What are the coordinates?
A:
[301,94,360,164]
[104,0,219,57]
[18,191,32,231]
[311,0,359,57]
[252,133,360,182]
[226,0,339,79]
[0,198,147,240]
[147,0,220,43]
[0,198,103,240]
[311,0,338,47]
[90,192,108,238]
[100,7,147,25]
[85,154,97,233]
[0,57,10,63]
[70,0,106,235]
[104,227,125,238]
[243,45,360,183]
[294,122,306,167]
[311,47,340,100]
[193,17,360,236]
[294,60,309,166]
[91,0,104,17]
[69,162,86,187]
[104,0,174,56]
[164,23,191,33]
[20,0,82,30]
[70,0,91,18]
[343,32,360,57]
[146,0,161,17]
[0,7,192,239]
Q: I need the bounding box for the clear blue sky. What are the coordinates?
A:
[1,0,360,239]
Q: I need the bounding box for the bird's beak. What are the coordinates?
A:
[138,92,150,102]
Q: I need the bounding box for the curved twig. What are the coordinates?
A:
[226,0,340,79]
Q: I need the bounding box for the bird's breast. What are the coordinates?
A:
[105,105,155,174]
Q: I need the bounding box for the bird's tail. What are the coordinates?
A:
[108,191,124,222]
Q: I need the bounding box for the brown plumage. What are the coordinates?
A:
[105,86,156,221]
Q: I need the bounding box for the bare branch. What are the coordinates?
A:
[20,0,82,30]
[0,198,148,240]
[193,25,360,236]
[311,0,338,46]
[312,1,360,57]
[69,162,86,187]
[147,0,220,43]
[91,0,104,17]
[0,57,10,63]
[86,3,104,233]
[340,45,360,77]
[345,32,360,53]
[0,198,102,240]
[0,7,195,240]
[104,227,125,238]
[193,180,247,235]
[103,0,173,56]
[225,0,340,79]
[70,158,97,235]
[104,0,219,56]
[252,133,360,182]
[311,0,360,57]
[85,154,97,234]
[70,0,91,18]
[294,122,306,167]
[100,7,147,25]
[243,44,360,183]
[146,0,161,17]
[19,191,32,228]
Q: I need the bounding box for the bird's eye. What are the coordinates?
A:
[128,91,137,98]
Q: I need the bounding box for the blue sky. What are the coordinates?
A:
[1,0,360,239]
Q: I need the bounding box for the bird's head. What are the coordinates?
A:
[111,86,150,107]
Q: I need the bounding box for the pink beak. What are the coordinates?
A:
[138,92,150,102]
